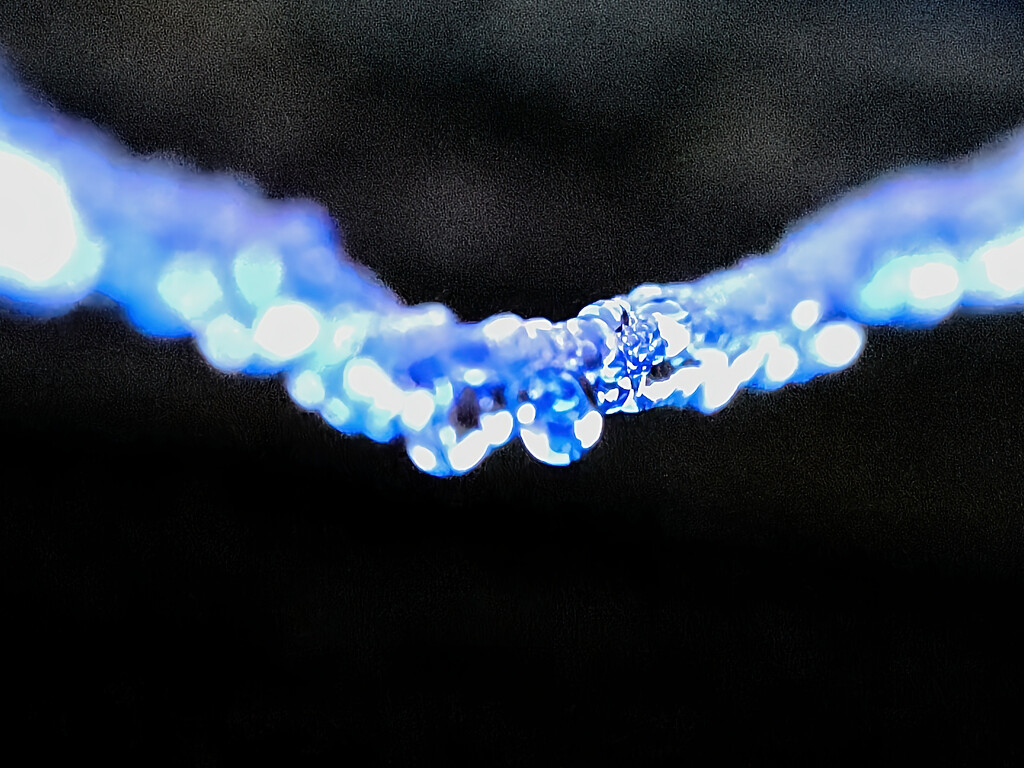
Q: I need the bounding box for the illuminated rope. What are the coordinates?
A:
[2,65,1023,476]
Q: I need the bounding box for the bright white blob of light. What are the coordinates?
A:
[811,322,865,369]
[516,403,536,425]
[480,410,515,446]
[0,144,99,294]
[908,261,960,301]
[345,357,403,415]
[572,410,603,449]
[976,233,1024,297]
[400,389,436,431]
[409,444,439,473]
[693,348,736,412]
[253,301,321,360]
[654,313,691,356]
[764,344,799,383]
[859,251,963,319]
[791,299,821,331]
[519,428,570,466]
[448,430,491,473]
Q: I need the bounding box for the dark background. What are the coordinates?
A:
[2,0,1024,763]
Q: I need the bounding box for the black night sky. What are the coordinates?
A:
[2,1,1024,763]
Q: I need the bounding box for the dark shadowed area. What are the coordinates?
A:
[2,0,1024,763]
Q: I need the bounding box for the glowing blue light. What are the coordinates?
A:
[198,313,255,370]
[157,257,224,322]
[233,246,284,308]
[321,397,353,429]
[858,251,964,323]
[288,370,327,409]
[5,60,1024,476]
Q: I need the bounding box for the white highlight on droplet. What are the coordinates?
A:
[693,348,736,412]
[811,322,865,369]
[481,313,522,343]
[253,301,321,359]
[764,344,799,383]
[519,428,570,466]
[464,368,487,386]
[639,377,674,403]
[654,313,691,356]
[344,357,404,415]
[730,344,768,384]
[978,235,1024,295]
[523,317,553,338]
[321,398,352,428]
[573,410,603,449]
[388,303,452,332]
[233,245,283,307]
[327,318,366,364]
[791,299,821,331]
[435,379,455,408]
[344,359,384,397]
[448,430,490,473]
[439,425,457,447]
[0,145,80,286]
[198,313,254,369]
[600,387,621,404]
[670,366,705,398]
[629,283,663,303]
[516,403,536,425]
[409,444,439,473]
[401,389,436,431]
[158,258,223,321]
[908,261,960,300]
[334,325,356,345]
[288,370,326,408]
[480,411,515,446]
[859,250,963,319]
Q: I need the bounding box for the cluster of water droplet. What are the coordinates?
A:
[4,61,1024,476]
